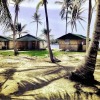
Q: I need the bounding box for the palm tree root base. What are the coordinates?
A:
[0,94,10,100]
[53,57,61,63]
[68,72,96,85]
[14,51,19,56]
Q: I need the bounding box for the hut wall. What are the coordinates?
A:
[58,40,79,51]
[0,42,5,49]
[16,41,27,50]
[70,40,78,45]
[58,39,86,51]
[83,45,86,51]
[9,41,14,49]
[16,41,40,50]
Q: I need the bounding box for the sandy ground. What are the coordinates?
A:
[0,53,100,100]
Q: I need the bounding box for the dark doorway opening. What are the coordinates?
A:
[78,43,83,51]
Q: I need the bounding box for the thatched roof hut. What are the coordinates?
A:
[57,33,87,51]
[16,34,47,50]
[0,36,10,49]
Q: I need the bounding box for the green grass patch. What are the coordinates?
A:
[0,50,14,56]
[53,50,65,56]
[0,50,99,58]
[0,50,49,57]
[20,50,49,57]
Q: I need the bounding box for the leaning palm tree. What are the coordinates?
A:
[86,0,92,51]
[12,0,24,55]
[0,0,19,55]
[36,0,55,63]
[86,0,96,51]
[69,0,100,84]
[55,0,73,34]
[12,0,24,22]
[32,12,42,37]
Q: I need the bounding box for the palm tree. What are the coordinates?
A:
[41,28,49,40]
[68,0,86,31]
[32,12,42,37]
[41,28,55,43]
[31,12,42,49]
[12,0,24,55]
[86,0,92,52]
[16,23,28,37]
[55,0,72,34]
[0,0,19,55]
[69,0,100,84]
[12,0,24,22]
[5,23,28,38]
[86,0,96,51]
[36,0,55,63]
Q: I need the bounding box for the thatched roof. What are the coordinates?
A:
[16,34,43,42]
[57,33,86,40]
[0,36,9,42]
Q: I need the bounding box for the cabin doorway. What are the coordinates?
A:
[28,42,33,50]
[78,43,83,51]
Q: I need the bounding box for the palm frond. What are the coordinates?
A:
[0,0,12,31]
[12,0,24,5]
[21,24,27,30]
[21,31,29,33]
[36,0,43,13]
[55,1,63,4]
[78,19,85,30]
[68,1,86,31]
[60,8,65,19]
[32,12,42,25]
[38,21,42,25]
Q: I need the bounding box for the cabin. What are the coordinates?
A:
[57,33,86,51]
[16,34,47,50]
[0,36,13,49]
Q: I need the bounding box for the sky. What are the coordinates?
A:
[0,0,96,39]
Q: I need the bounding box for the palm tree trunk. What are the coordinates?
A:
[43,0,54,63]
[35,22,38,49]
[36,22,38,37]
[65,7,68,34]
[70,0,100,84]
[19,33,21,38]
[86,0,92,51]
[13,5,19,56]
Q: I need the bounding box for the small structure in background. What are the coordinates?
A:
[0,36,13,49]
[16,34,47,50]
[0,34,47,50]
[57,33,87,51]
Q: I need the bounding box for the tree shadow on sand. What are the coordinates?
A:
[0,65,100,100]
[12,66,68,95]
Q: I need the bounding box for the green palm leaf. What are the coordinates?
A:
[0,0,12,31]
[36,0,43,13]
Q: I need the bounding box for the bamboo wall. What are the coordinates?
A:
[9,41,14,49]
[0,41,47,50]
[0,42,5,49]
[16,41,47,50]
[58,39,86,51]
[16,41,27,50]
